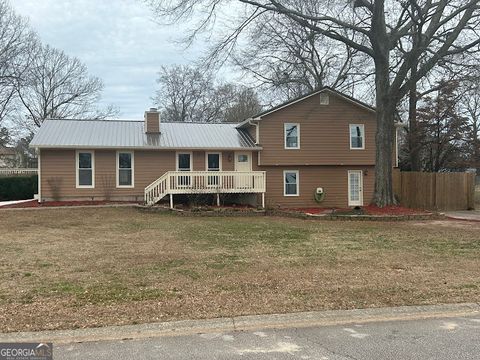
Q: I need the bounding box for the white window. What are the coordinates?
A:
[117,151,134,188]
[284,170,299,196]
[350,124,365,149]
[176,152,192,171]
[76,150,94,188]
[206,153,221,171]
[284,123,300,149]
[176,152,192,187]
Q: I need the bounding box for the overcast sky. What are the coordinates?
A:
[11,0,204,119]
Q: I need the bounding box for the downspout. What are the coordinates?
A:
[248,117,261,145]
[248,117,261,166]
[37,147,41,202]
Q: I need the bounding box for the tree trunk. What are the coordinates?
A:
[372,58,396,207]
[408,5,421,172]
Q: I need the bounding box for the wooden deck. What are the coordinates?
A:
[145,171,266,207]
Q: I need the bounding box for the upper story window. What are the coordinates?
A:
[76,150,94,188]
[350,124,365,150]
[117,151,134,187]
[284,123,300,149]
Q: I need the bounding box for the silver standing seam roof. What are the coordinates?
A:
[30,119,260,149]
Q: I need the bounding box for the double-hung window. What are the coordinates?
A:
[117,151,134,187]
[284,123,300,149]
[76,151,94,188]
[350,124,365,149]
[284,170,299,196]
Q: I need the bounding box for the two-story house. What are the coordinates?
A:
[30,87,384,208]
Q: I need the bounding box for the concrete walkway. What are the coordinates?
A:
[0,199,34,207]
[1,303,478,345]
[445,210,480,221]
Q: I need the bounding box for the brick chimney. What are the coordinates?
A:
[144,108,160,133]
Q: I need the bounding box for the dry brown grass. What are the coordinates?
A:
[0,208,479,332]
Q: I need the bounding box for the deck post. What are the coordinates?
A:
[261,193,265,209]
[216,193,220,207]
[170,194,173,209]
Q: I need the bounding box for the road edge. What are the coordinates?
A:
[1,303,479,344]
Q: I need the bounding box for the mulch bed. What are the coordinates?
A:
[0,200,140,209]
[290,205,429,216]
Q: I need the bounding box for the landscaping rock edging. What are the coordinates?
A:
[137,205,444,221]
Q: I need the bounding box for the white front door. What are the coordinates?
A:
[348,170,363,206]
[235,152,252,171]
[235,152,252,188]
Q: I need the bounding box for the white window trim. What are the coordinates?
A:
[205,152,222,171]
[283,170,299,197]
[116,150,134,188]
[76,150,95,189]
[284,123,300,150]
[348,170,364,206]
[349,124,365,150]
[176,151,193,171]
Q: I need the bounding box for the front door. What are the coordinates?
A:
[235,152,252,188]
[235,152,252,172]
[348,170,363,206]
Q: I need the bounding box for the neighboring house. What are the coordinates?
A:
[30,87,397,208]
[0,147,16,168]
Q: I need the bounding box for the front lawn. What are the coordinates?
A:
[0,208,479,332]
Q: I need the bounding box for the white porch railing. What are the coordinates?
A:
[144,171,266,207]
[0,168,38,177]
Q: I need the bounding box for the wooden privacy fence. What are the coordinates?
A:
[393,170,476,211]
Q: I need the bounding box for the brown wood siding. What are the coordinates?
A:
[40,149,175,201]
[262,165,375,208]
[40,149,250,201]
[258,93,376,166]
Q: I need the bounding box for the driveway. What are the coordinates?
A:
[445,210,480,221]
[56,314,480,360]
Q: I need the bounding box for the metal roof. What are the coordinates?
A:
[30,119,260,150]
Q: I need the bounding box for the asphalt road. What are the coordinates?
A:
[56,314,480,359]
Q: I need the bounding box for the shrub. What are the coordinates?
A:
[0,175,38,201]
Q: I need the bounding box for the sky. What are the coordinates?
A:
[11,0,204,119]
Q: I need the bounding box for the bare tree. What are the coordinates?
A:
[16,44,117,128]
[232,14,374,102]
[460,79,480,173]
[222,85,263,122]
[0,0,36,123]
[147,0,480,206]
[153,64,262,122]
[415,80,468,172]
